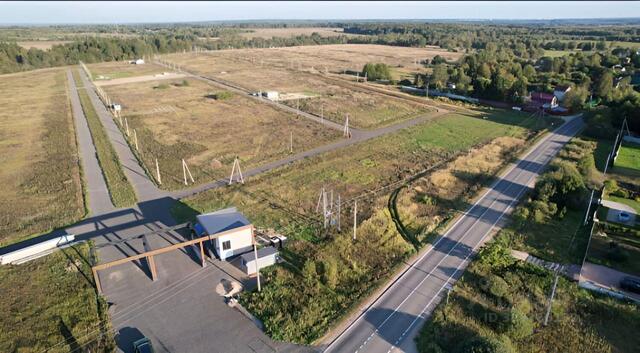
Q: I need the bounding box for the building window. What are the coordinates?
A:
[222,240,231,251]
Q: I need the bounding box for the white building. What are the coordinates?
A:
[192,207,253,261]
[239,246,279,275]
[132,59,145,65]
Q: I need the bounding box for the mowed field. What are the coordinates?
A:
[101,76,340,190]
[0,68,84,244]
[239,27,362,39]
[613,141,640,177]
[87,60,166,81]
[166,45,458,128]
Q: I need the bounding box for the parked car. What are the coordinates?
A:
[618,211,631,222]
[132,337,155,353]
[620,276,640,294]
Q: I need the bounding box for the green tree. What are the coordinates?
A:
[596,70,614,99]
[562,86,589,111]
[431,64,449,89]
[361,62,392,81]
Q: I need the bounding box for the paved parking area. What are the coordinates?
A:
[86,199,314,353]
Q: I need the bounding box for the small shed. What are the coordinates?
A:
[133,59,145,65]
[239,246,279,275]
[111,104,122,112]
[193,207,253,261]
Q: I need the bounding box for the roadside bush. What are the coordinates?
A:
[505,309,534,340]
[321,256,339,290]
[604,179,619,195]
[302,260,320,287]
[485,274,510,300]
[478,239,515,270]
[154,83,169,89]
[209,91,233,100]
[455,335,516,353]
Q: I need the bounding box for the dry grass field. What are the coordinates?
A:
[239,27,361,39]
[177,108,541,229]
[16,40,72,50]
[166,45,453,128]
[0,68,84,245]
[87,60,166,81]
[102,77,340,190]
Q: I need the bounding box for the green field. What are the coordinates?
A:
[613,142,640,177]
[73,70,137,207]
[544,49,577,57]
[0,243,114,353]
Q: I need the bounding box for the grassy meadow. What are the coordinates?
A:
[0,68,84,245]
[0,243,114,353]
[612,141,640,178]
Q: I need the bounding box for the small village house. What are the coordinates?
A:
[528,91,558,110]
[553,85,571,102]
[192,207,253,261]
[131,58,145,65]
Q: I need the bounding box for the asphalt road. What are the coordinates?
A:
[323,116,584,353]
[67,69,114,215]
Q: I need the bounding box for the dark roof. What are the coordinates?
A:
[531,92,556,104]
[195,207,250,235]
[240,246,278,262]
[554,85,571,92]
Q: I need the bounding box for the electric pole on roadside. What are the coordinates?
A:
[353,200,357,241]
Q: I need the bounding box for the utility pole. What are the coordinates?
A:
[155,158,162,185]
[289,131,293,153]
[343,114,351,138]
[229,157,245,185]
[353,200,357,240]
[182,159,194,185]
[543,271,560,326]
[253,229,261,292]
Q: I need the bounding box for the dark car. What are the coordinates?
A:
[132,337,155,353]
[620,276,640,294]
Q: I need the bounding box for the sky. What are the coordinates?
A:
[0,1,639,25]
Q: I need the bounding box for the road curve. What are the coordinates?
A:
[323,116,584,353]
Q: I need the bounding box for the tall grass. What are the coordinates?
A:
[0,243,115,353]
